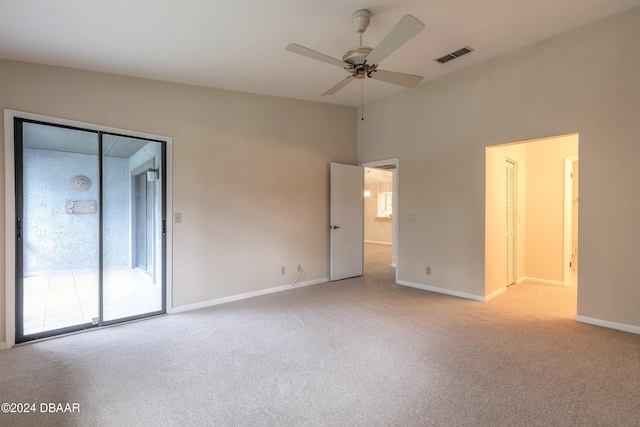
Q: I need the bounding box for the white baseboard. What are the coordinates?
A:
[485,286,507,301]
[397,280,485,302]
[169,277,329,314]
[521,277,564,286]
[575,315,640,335]
[516,277,526,285]
[364,240,392,245]
[0,342,5,351]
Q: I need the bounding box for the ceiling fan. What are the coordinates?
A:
[286,9,425,96]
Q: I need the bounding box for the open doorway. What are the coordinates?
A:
[364,167,393,271]
[485,134,579,300]
[132,158,159,284]
[360,159,398,278]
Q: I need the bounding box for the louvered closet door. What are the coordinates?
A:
[506,160,516,286]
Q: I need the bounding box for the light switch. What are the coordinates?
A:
[175,212,182,223]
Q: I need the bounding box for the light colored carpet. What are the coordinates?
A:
[0,244,638,426]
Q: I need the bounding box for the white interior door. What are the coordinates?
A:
[330,162,364,281]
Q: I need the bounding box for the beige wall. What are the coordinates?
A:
[0,60,356,343]
[524,135,578,282]
[357,7,640,328]
[364,181,393,244]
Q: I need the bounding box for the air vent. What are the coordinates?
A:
[434,46,474,64]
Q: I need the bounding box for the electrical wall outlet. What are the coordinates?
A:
[297,264,302,272]
[281,266,285,275]
[426,267,431,275]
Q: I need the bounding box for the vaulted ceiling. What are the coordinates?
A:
[1,0,639,107]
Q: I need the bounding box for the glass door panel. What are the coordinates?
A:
[18,121,100,340]
[102,134,164,322]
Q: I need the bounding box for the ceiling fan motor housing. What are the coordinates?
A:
[342,47,375,79]
[342,47,373,65]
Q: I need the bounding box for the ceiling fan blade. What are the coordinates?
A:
[369,70,423,88]
[286,43,348,68]
[366,15,425,66]
[322,76,355,95]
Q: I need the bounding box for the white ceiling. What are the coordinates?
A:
[1,0,639,107]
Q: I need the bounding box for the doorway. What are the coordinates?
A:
[328,159,399,282]
[364,167,393,271]
[485,134,578,298]
[132,158,158,282]
[14,118,166,343]
[134,172,150,270]
[360,159,398,279]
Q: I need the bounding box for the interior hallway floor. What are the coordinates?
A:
[364,242,394,273]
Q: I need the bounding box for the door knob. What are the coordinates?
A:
[330,225,340,230]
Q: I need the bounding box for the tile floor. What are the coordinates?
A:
[23,266,162,335]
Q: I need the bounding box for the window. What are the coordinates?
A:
[378,192,393,217]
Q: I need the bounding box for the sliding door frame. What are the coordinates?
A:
[4,109,173,348]
[14,119,101,340]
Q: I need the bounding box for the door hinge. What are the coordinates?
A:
[16,218,22,240]
[162,219,166,234]
[569,261,572,268]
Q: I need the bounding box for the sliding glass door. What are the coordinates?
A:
[15,119,166,343]
[102,134,164,322]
